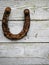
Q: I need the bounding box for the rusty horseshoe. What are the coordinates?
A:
[2,7,30,40]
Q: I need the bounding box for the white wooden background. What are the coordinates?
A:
[0,0,49,65]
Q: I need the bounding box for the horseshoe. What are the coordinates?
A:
[2,7,30,40]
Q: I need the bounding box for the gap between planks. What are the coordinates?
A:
[1,19,49,21]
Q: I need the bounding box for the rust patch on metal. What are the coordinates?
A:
[2,7,30,40]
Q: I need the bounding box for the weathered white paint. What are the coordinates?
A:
[0,57,49,65]
[0,43,49,64]
[0,0,49,64]
[0,43,49,58]
[0,21,49,42]
[0,0,49,42]
[0,0,49,20]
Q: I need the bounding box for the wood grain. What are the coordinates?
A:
[0,0,49,64]
[0,21,49,42]
[0,43,49,58]
[0,57,49,65]
[0,43,49,64]
[0,0,49,20]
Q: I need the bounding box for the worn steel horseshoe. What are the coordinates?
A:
[2,7,30,40]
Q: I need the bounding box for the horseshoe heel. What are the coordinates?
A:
[2,7,30,40]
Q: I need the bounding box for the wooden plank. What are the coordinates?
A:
[0,0,49,64]
[0,43,49,64]
[0,0,49,20]
[0,21,49,42]
[0,43,48,58]
[0,57,49,65]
